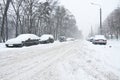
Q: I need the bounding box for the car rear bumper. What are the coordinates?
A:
[92,41,107,44]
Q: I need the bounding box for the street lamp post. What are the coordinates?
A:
[100,8,102,34]
[91,3,102,34]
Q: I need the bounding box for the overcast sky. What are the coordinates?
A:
[59,0,119,36]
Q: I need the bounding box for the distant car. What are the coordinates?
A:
[39,34,54,44]
[5,34,40,47]
[88,37,94,42]
[66,38,75,41]
[59,36,66,42]
[92,35,107,45]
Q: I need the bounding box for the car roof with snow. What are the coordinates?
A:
[16,34,40,40]
[40,34,54,41]
[94,35,106,40]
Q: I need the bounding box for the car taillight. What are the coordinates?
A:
[104,40,107,41]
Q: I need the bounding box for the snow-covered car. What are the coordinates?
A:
[92,35,107,45]
[39,34,54,44]
[59,36,67,42]
[87,37,94,42]
[66,38,75,41]
[5,34,40,47]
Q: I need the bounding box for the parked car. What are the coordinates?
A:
[87,37,94,42]
[66,38,75,41]
[22,38,40,46]
[59,36,67,42]
[92,35,107,45]
[5,34,40,47]
[39,34,54,44]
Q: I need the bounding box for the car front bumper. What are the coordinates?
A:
[6,44,23,47]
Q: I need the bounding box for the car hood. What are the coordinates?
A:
[5,38,22,44]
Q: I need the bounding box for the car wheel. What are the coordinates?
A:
[50,39,54,43]
[5,44,9,47]
[104,43,106,45]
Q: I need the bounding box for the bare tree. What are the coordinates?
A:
[0,0,81,42]
[1,0,12,42]
[11,0,23,37]
[103,7,120,39]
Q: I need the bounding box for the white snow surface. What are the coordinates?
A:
[0,40,120,80]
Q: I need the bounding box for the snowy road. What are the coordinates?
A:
[0,40,120,80]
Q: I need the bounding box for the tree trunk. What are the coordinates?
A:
[1,0,12,42]
[15,12,19,37]
[5,15,8,40]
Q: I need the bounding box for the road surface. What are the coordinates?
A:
[0,40,120,80]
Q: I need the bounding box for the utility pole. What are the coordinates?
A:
[91,3,102,35]
[100,8,102,34]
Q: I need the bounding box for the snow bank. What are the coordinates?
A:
[85,40,120,77]
[0,43,6,48]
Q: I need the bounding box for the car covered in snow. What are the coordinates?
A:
[5,34,40,47]
[92,35,107,45]
[66,38,75,41]
[87,37,94,42]
[58,36,67,42]
[39,34,54,44]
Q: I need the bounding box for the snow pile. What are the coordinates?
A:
[0,43,6,48]
[86,40,120,76]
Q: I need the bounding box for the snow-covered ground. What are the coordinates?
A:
[0,40,120,80]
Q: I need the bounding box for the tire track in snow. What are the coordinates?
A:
[0,41,77,80]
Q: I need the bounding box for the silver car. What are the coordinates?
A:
[92,35,107,45]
